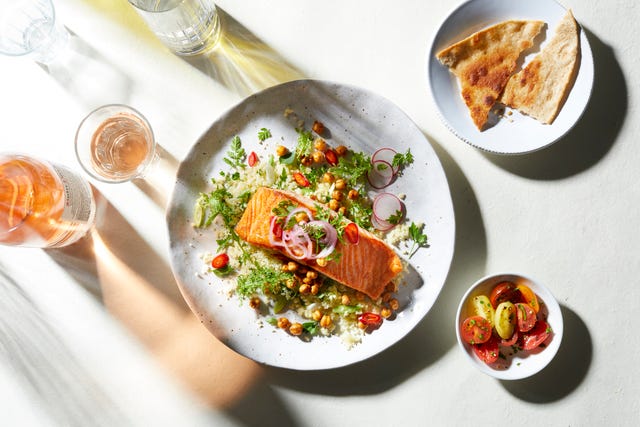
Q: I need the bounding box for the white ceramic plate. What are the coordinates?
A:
[427,0,594,154]
[455,273,564,380]
[167,80,455,370]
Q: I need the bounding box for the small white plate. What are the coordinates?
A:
[427,0,594,154]
[455,273,563,380]
[167,80,455,370]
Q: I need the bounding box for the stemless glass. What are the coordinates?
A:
[0,0,70,64]
[128,0,221,55]
[74,105,157,184]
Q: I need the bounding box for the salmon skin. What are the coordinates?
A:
[234,187,403,299]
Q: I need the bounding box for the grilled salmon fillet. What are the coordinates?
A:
[235,187,403,299]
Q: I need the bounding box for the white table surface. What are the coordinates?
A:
[1,0,639,425]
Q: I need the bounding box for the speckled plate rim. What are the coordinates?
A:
[166,79,456,370]
[426,0,594,155]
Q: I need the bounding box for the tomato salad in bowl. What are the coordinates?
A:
[455,273,563,380]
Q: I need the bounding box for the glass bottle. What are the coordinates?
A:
[0,154,96,248]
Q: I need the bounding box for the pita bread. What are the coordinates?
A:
[499,10,580,124]
[437,20,544,130]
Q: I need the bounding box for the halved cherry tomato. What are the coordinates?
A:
[460,315,492,345]
[344,223,359,244]
[516,284,540,313]
[516,303,537,332]
[489,281,519,308]
[325,149,338,166]
[293,172,310,187]
[211,253,229,269]
[521,320,551,350]
[473,334,500,364]
[247,151,258,167]
[358,312,382,329]
[270,216,283,239]
[500,330,519,347]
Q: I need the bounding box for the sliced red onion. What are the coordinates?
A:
[284,206,314,228]
[305,220,338,259]
[371,147,398,174]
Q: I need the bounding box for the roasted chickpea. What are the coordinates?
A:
[389,298,400,310]
[328,199,340,211]
[276,145,289,157]
[314,138,327,151]
[341,294,351,305]
[249,297,261,310]
[334,179,346,190]
[312,309,323,321]
[322,172,335,183]
[381,307,393,318]
[332,190,344,201]
[306,271,318,279]
[277,317,291,329]
[338,206,347,215]
[312,150,325,163]
[302,277,312,285]
[312,120,325,134]
[335,145,348,156]
[286,261,298,272]
[289,323,303,336]
[295,212,309,223]
[348,189,359,200]
[311,284,320,295]
[286,279,296,289]
[316,258,328,267]
[300,156,312,166]
[320,314,333,328]
[299,283,311,294]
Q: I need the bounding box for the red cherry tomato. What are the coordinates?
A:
[500,330,519,347]
[489,281,519,308]
[211,253,229,269]
[515,284,540,313]
[344,223,359,244]
[473,334,500,364]
[516,303,537,332]
[460,315,492,345]
[247,151,258,167]
[293,172,310,187]
[270,216,283,239]
[521,320,551,350]
[358,312,382,328]
[325,149,338,166]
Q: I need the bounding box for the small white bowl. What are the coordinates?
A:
[455,273,563,380]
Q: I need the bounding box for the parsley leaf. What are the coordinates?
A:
[223,136,246,169]
[408,222,428,258]
[236,265,293,299]
[392,148,414,171]
[258,127,272,142]
[329,151,371,187]
[295,128,314,159]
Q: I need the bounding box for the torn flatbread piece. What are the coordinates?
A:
[499,10,580,124]
[436,20,544,130]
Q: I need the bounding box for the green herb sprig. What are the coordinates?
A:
[408,222,428,258]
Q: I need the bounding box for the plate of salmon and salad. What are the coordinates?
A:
[167,80,455,369]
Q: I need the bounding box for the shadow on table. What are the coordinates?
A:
[501,305,592,402]
[183,7,305,96]
[133,144,180,209]
[258,136,487,400]
[40,30,134,109]
[45,189,264,412]
[483,28,627,180]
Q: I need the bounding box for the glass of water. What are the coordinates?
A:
[128,0,221,56]
[74,104,157,184]
[0,0,70,64]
